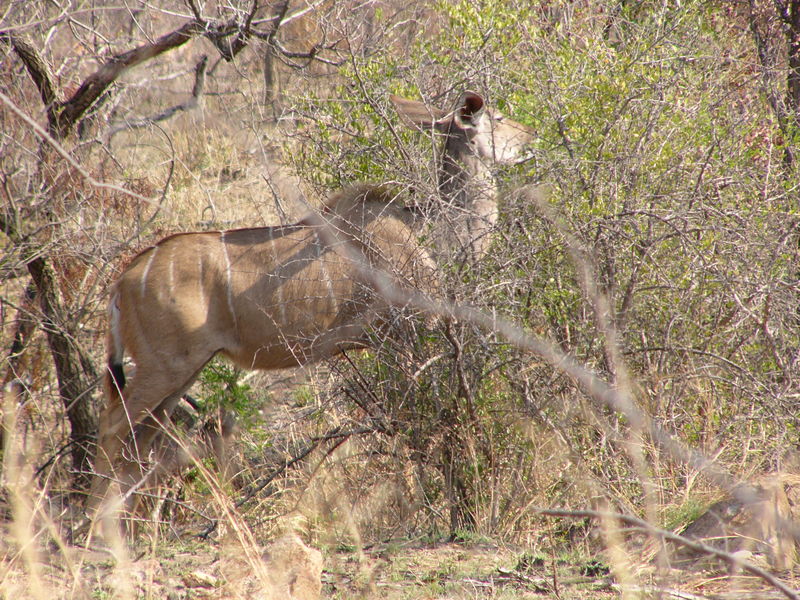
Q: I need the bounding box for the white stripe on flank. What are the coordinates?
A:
[269,231,286,324]
[168,249,175,290]
[317,234,337,314]
[197,253,206,308]
[140,245,158,297]
[275,277,286,323]
[220,231,236,323]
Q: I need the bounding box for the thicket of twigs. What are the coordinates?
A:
[1,1,799,598]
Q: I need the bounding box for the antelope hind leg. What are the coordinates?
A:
[88,363,208,536]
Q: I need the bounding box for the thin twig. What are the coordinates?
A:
[0,91,158,206]
[197,425,377,538]
[107,55,208,139]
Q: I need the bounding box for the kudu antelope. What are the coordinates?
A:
[87,91,533,530]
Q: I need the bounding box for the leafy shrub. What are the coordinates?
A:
[281,0,798,540]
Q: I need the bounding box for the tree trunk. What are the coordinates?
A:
[27,257,97,489]
[3,280,37,386]
[263,48,280,107]
[441,432,477,535]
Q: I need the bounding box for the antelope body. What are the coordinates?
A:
[88,91,533,528]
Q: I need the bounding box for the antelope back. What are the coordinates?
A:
[113,185,434,371]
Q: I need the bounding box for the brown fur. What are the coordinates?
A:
[87,91,534,531]
[88,184,436,524]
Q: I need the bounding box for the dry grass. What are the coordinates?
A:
[3,373,800,599]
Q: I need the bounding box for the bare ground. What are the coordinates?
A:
[3,526,799,599]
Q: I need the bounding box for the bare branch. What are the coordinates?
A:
[4,12,256,139]
[266,0,291,44]
[0,32,60,114]
[198,425,376,538]
[55,19,205,138]
[185,0,203,20]
[0,90,159,207]
[203,1,260,61]
[106,55,208,139]
[271,38,346,67]
[254,0,344,71]
[243,0,260,30]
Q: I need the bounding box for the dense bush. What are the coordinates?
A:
[282,0,799,538]
[1,0,797,557]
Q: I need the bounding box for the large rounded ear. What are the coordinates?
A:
[452,92,485,130]
[390,94,450,130]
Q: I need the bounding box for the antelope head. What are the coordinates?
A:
[390,91,533,167]
[390,90,534,261]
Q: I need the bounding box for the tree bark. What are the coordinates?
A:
[1,4,329,494]
[26,257,97,489]
[747,0,798,169]
[3,280,37,387]
[2,18,226,490]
